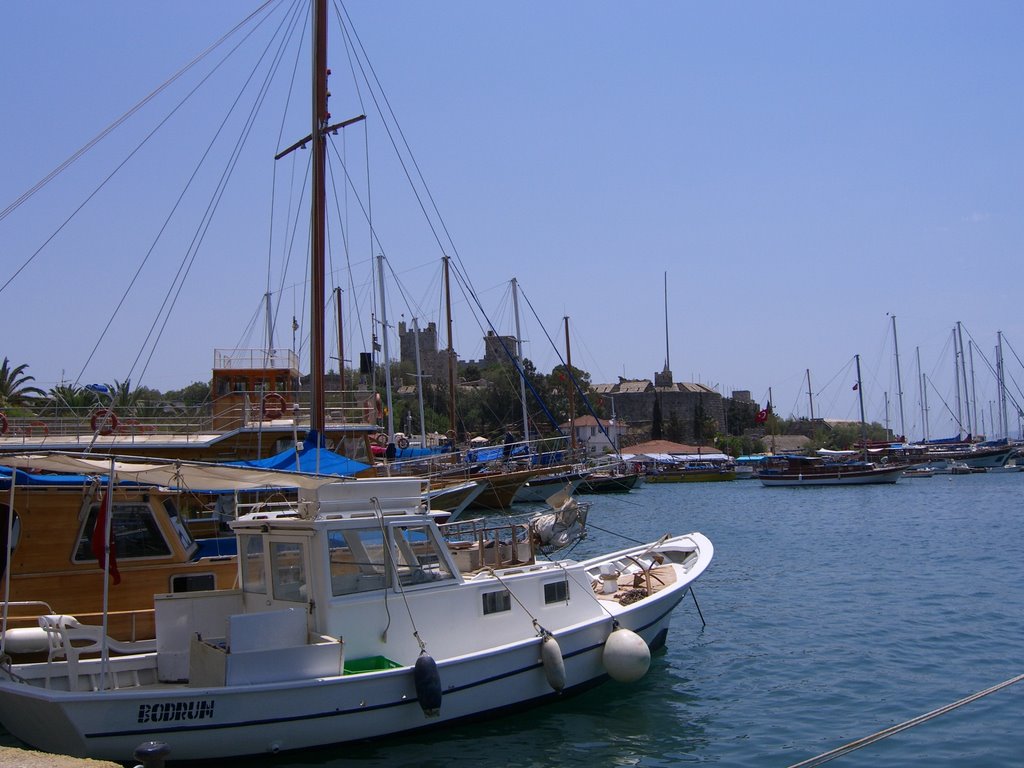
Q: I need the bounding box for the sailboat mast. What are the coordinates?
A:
[997,331,1008,439]
[916,346,928,442]
[891,314,906,439]
[805,368,814,420]
[511,278,529,443]
[565,316,576,453]
[308,0,329,436]
[443,256,457,441]
[412,317,427,448]
[334,287,345,392]
[956,321,971,438]
[855,353,868,457]
[376,254,395,441]
[952,327,963,438]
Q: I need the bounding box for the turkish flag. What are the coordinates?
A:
[91,492,121,585]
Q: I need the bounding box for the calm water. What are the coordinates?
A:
[5,472,1023,766]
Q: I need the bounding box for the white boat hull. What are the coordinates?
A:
[0,534,709,761]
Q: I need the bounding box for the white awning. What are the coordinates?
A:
[0,452,346,492]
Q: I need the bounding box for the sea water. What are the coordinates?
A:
[4,472,1023,766]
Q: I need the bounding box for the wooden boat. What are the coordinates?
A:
[577,463,642,494]
[0,350,381,465]
[512,467,587,504]
[756,454,903,486]
[647,462,736,483]
[0,462,241,646]
[0,475,713,761]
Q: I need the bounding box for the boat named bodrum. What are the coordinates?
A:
[0,477,712,761]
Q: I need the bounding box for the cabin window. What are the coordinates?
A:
[482,590,511,615]
[73,503,171,562]
[239,534,266,594]
[327,529,388,594]
[544,580,569,604]
[170,572,216,593]
[270,540,308,602]
[392,525,454,587]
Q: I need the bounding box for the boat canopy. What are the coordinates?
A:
[0,452,341,492]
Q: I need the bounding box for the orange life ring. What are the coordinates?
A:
[262,393,286,420]
[91,409,118,436]
[0,413,8,435]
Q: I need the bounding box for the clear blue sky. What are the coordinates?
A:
[2,1,1022,440]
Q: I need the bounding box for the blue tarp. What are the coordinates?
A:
[0,466,101,489]
[227,444,370,477]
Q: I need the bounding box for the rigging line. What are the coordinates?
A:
[133,6,301,385]
[787,672,1024,768]
[332,3,448,260]
[0,0,280,226]
[134,7,302,386]
[336,1,468,286]
[71,5,291,386]
[267,0,309,344]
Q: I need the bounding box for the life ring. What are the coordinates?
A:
[375,433,389,447]
[0,413,8,435]
[91,409,119,436]
[29,421,48,437]
[397,436,410,450]
[262,393,286,420]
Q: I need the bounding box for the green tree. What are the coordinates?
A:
[0,358,45,412]
[651,395,663,440]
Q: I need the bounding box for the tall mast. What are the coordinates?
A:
[565,316,576,452]
[891,314,906,440]
[264,292,275,355]
[956,321,971,438]
[998,331,1008,439]
[511,278,529,443]
[309,0,328,437]
[376,254,395,441]
[916,346,928,442]
[855,353,867,458]
[412,317,427,448]
[443,256,457,440]
[952,327,963,438]
[969,341,979,438]
[805,368,814,420]
[334,287,347,394]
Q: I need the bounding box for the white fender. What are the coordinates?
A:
[602,627,650,683]
[540,633,566,692]
[0,627,50,655]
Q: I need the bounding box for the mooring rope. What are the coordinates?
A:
[787,672,1024,767]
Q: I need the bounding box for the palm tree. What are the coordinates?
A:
[0,358,45,411]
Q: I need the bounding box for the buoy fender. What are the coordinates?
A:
[413,653,442,717]
[602,627,651,683]
[540,634,566,692]
[1,627,50,655]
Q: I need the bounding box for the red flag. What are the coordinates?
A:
[755,409,768,424]
[91,492,121,585]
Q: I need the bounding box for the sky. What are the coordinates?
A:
[2,1,1023,440]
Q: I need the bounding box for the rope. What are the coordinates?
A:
[787,672,1024,767]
